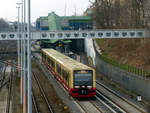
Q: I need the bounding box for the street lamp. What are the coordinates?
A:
[16,6,20,78]
[17,1,27,112]
[27,0,32,112]
[23,0,27,112]
[20,0,23,106]
[16,2,23,105]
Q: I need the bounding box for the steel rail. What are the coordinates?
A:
[0,63,7,88]
[6,66,13,113]
[96,89,127,113]
[96,80,147,113]
[34,53,101,113]
[32,72,54,113]
[74,100,89,113]
[0,60,20,70]
[89,101,103,113]
[0,79,10,89]
[32,89,40,113]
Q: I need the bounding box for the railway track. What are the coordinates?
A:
[33,55,103,113]
[0,63,7,88]
[32,53,130,113]
[6,66,13,113]
[32,89,40,113]
[96,80,147,113]
[75,99,103,113]
[0,60,18,69]
[52,79,104,113]
[32,72,54,113]
[32,53,150,113]
[96,89,126,113]
[0,60,14,113]
[0,61,16,91]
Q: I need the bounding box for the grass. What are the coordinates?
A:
[100,53,150,78]
[95,39,150,78]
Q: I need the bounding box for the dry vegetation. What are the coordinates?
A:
[88,0,150,71]
[90,0,150,28]
[32,60,70,113]
[99,38,150,70]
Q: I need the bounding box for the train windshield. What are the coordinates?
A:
[74,70,93,86]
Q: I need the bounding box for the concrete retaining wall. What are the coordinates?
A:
[84,39,96,66]
[94,41,150,101]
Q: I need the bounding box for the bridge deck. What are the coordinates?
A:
[0,29,149,40]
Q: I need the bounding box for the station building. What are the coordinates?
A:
[36,12,93,53]
[36,11,93,31]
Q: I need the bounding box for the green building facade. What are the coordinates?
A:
[36,12,93,51]
[36,11,93,31]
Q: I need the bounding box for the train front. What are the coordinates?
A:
[70,70,96,98]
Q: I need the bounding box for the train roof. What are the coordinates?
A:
[42,49,92,71]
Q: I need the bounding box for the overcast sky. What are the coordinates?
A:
[0,0,94,22]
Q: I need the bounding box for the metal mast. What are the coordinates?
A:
[27,0,32,112]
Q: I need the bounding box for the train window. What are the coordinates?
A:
[65,71,69,81]
[51,59,55,69]
[56,64,59,73]
[56,63,61,74]
[49,58,55,69]
[64,70,66,78]
[62,69,69,83]
[74,70,93,86]
[47,57,50,64]
[62,69,65,78]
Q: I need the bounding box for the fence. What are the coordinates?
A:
[100,53,150,78]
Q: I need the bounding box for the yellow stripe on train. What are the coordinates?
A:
[42,49,96,98]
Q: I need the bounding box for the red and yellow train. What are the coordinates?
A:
[42,49,96,98]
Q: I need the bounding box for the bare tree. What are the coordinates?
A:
[91,0,150,28]
[0,18,10,32]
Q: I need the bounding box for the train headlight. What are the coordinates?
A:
[74,86,80,88]
[82,86,85,88]
[87,86,92,89]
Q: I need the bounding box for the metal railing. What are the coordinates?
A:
[0,29,149,40]
[100,54,150,78]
